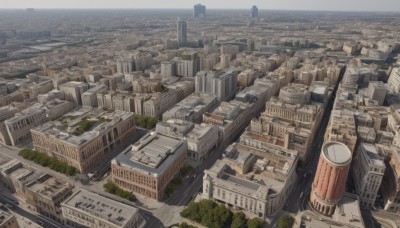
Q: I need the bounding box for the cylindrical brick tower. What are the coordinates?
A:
[310,141,352,216]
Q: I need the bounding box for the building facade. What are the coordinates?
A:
[30,110,136,174]
[59,81,89,106]
[143,91,178,119]
[352,143,385,208]
[62,189,142,228]
[310,142,352,216]
[111,132,187,201]
[186,123,219,162]
[202,147,298,218]
[25,174,73,224]
[195,70,238,101]
[0,204,19,228]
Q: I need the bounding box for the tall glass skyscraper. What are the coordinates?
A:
[193,4,206,18]
[177,18,187,47]
[250,5,258,18]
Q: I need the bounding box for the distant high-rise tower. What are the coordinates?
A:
[250,5,258,18]
[177,18,187,47]
[310,142,352,216]
[194,4,206,18]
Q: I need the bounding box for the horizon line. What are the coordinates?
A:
[0,8,399,13]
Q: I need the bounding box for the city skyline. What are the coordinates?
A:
[1,0,400,11]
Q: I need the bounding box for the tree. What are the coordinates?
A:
[277,215,294,228]
[18,149,77,176]
[147,117,158,129]
[247,217,264,228]
[231,212,246,228]
[66,166,76,176]
[231,214,246,227]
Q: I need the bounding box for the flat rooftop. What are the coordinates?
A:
[26,174,71,199]
[62,189,138,227]
[323,142,352,166]
[360,143,385,167]
[32,108,133,146]
[113,132,186,176]
[0,205,14,226]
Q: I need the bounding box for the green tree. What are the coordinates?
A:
[147,117,158,129]
[277,215,293,228]
[66,166,76,176]
[231,212,246,228]
[18,149,77,176]
[247,217,264,228]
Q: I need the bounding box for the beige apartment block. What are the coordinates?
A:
[324,110,358,153]
[203,145,298,218]
[381,147,400,213]
[143,91,178,119]
[62,189,142,228]
[25,174,73,224]
[352,143,385,208]
[4,106,47,146]
[31,108,135,174]
[0,204,19,228]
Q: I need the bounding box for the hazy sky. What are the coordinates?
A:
[1,0,400,11]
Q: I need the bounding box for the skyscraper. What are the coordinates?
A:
[250,5,258,18]
[310,142,352,216]
[177,18,187,47]
[193,4,206,18]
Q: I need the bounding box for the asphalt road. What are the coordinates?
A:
[282,70,341,218]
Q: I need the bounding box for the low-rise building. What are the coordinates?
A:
[38,90,65,104]
[61,189,142,228]
[0,159,42,198]
[166,79,195,102]
[203,102,247,145]
[202,146,298,218]
[381,147,400,213]
[0,103,29,146]
[81,85,108,107]
[132,77,161,93]
[296,193,365,228]
[31,108,135,173]
[4,100,73,146]
[324,110,358,153]
[20,74,54,99]
[25,174,73,224]
[143,91,178,119]
[59,81,89,106]
[0,204,19,228]
[162,93,218,123]
[186,123,219,162]
[111,132,187,201]
[155,119,194,139]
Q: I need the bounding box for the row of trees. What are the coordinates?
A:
[18,149,77,176]
[277,215,294,228]
[103,180,136,202]
[180,199,264,228]
[134,115,158,129]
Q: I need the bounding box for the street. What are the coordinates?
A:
[278,67,344,223]
[0,194,60,228]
